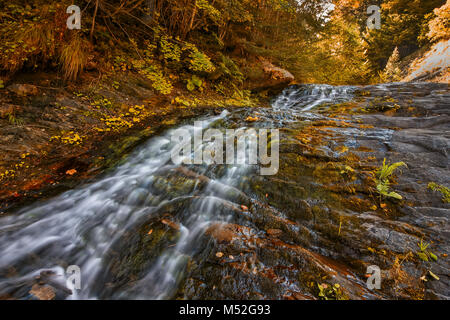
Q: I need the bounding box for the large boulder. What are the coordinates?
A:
[7,83,38,96]
[245,57,295,95]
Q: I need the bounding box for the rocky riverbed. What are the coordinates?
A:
[0,82,448,300]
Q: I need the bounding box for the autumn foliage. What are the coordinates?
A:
[0,0,447,84]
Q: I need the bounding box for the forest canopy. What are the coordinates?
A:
[0,0,448,87]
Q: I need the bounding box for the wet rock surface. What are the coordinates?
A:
[6,84,39,97]
[0,82,448,300]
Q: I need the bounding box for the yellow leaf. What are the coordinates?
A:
[338,146,349,154]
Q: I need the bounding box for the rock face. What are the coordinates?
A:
[403,40,450,83]
[247,57,295,94]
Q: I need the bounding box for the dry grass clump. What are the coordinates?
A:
[59,35,91,80]
[0,1,91,80]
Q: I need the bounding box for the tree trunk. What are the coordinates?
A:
[145,0,156,22]
[186,0,198,37]
[90,0,100,42]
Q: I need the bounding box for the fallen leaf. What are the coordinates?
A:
[380,203,387,209]
[338,146,349,154]
[148,229,153,235]
[161,219,180,230]
[29,284,55,300]
[241,205,249,211]
[66,169,77,176]
[216,252,224,258]
[267,229,283,237]
[292,292,309,300]
[428,271,440,281]
[245,116,259,122]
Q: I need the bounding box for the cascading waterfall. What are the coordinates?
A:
[272,84,354,112]
[0,85,358,299]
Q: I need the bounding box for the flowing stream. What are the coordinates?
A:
[0,83,448,300]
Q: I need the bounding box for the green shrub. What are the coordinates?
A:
[160,36,182,62]
[417,239,438,262]
[375,159,407,200]
[428,182,450,203]
[183,42,215,73]
[186,75,203,92]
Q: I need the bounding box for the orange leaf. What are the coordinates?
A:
[245,116,259,122]
[161,219,180,230]
[66,169,77,176]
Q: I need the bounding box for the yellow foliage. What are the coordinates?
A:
[50,132,84,145]
[0,153,31,181]
[97,105,151,132]
[427,0,450,42]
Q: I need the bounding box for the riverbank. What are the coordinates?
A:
[0,68,280,214]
